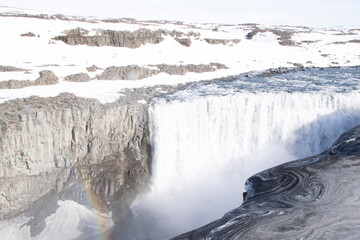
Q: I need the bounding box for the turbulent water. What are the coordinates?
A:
[129,67,360,239]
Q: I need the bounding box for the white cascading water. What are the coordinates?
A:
[131,68,360,239]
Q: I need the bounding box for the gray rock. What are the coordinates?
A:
[204,38,241,45]
[97,66,159,80]
[53,28,202,49]
[0,92,152,221]
[64,72,91,82]
[86,65,102,72]
[0,79,33,89]
[0,65,27,72]
[0,70,58,89]
[154,64,216,75]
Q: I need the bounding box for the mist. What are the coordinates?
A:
[118,88,360,239]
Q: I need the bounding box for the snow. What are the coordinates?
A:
[0,200,113,240]
[0,7,359,103]
[138,99,147,104]
[0,215,30,240]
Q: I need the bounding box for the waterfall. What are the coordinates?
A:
[129,68,360,239]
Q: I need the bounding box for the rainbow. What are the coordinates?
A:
[72,164,115,240]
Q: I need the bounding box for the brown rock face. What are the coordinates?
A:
[86,65,102,72]
[175,38,192,47]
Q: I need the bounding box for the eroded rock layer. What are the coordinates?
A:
[173,125,360,239]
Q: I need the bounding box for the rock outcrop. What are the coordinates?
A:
[0,70,59,89]
[173,125,360,239]
[53,28,165,48]
[86,64,102,72]
[96,63,228,80]
[0,65,27,72]
[97,66,159,80]
[64,72,91,82]
[204,38,241,45]
[53,28,200,48]
[34,70,59,85]
[0,82,186,228]
[0,92,151,221]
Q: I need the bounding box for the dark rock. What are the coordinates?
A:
[96,63,228,80]
[0,65,27,72]
[245,31,256,39]
[349,39,360,43]
[175,38,192,47]
[34,70,59,85]
[173,125,360,239]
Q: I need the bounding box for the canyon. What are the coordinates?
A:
[1,6,360,240]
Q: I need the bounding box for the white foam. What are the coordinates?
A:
[133,88,360,237]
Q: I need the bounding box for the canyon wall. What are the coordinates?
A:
[0,92,151,222]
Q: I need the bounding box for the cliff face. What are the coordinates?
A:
[0,93,150,221]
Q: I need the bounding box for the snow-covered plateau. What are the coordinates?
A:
[1,5,360,240]
[0,6,359,103]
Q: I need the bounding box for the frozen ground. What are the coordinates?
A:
[0,6,359,103]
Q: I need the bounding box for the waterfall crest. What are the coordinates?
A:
[131,68,360,238]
